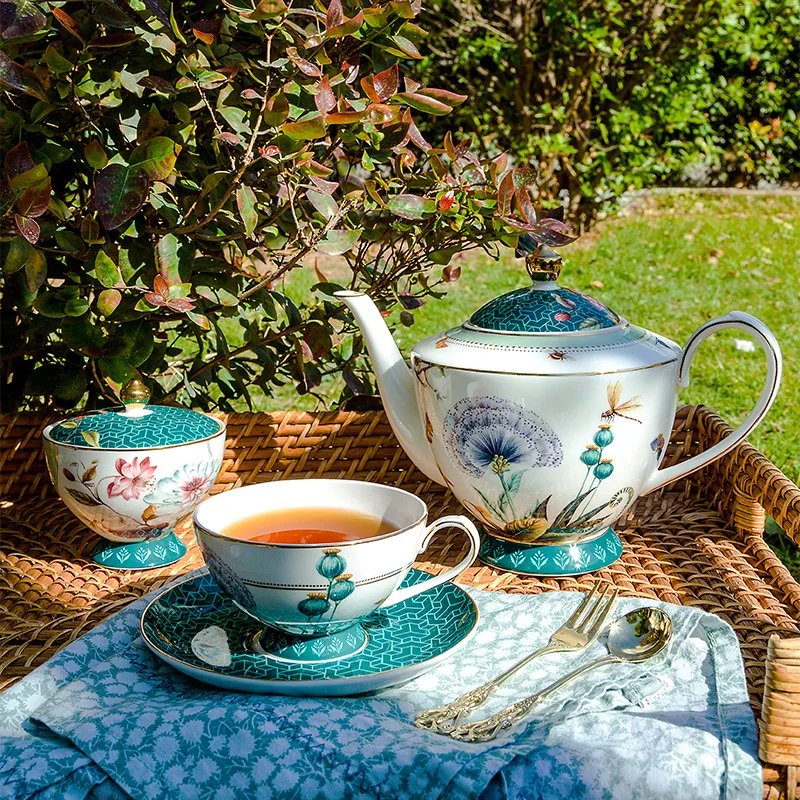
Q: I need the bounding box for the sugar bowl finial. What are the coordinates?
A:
[120,376,151,416]
[525,244,563,283]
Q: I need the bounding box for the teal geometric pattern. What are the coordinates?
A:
[49,404,222,448]
[141,570,477,683]
[92,531,187,570]
[469,286,620,333]
[479,527,623,576]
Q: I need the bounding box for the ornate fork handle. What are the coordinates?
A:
[414,641,569,731]
[450,654,619,743]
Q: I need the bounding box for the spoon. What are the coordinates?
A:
[448,606,673,743]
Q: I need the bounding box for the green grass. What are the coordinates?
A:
[274,193,800,574]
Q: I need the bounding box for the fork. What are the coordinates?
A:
[414,584,619,732]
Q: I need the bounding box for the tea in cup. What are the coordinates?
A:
[194,479,480,663]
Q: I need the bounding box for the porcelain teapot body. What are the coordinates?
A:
[336,255,781,572]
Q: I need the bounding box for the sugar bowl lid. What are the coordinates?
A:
[45,379,224,449]
[467,245,620,334]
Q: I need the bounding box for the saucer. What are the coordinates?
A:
[140,570,478,696]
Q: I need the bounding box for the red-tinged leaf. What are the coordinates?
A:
[398,291,425,309]
[403,77,421,93]
[95,250,122,288]
[497,170,514,217]
[416,88,468,106]
[193,19,221,44]
[24,247,46,290]
[307,189,338,219]
[258,144,280,158]
[303,322,332,360]
[308,160,334,177]
[18,179,50,217]
[246,0,286,19]
[342,367,366,395]
[360,76,381,104]
[4,142,34,180]
[15,214,39,244]
[403,110,431,152]
[144,292,167,306]
[438,189,455,211]
[281,114,326,140]
[166,296,196,312]
[400,310,414,327]
[84,140,108,170]
[1,0,46,39]
[389,34,421,58]
[442,263,461,282]
[142,0,169,24]
[262,90,289,126]
[310,175,338,195]
[327,10,363,37]
[388,1,416,19]
[512,167,538,193]
[373,64,399,101]
[516,184,536,224]
[241,88,260,100]
[94,164,149,231]
[314,75,336,115]
[492,152,509,180]
[342,57,360,84]
[81,216,101,243]
[394,92,451,115]
[97,288,122,316]
[88,33,139,47]
[216,132,241,146]
[365,104,400,125]
[139,75,176,96]
[152,274,170,298]
[187,311,211,329]
[51,7,84,41]
[387,193,435,219]
[325,0,343,30]
[0,50,45,99]
[286,47,321,77]
[130,136,181,180]
[527,218,579,246]
[325,110,366,124]
[236,185,257,236]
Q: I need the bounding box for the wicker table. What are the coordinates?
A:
[2,406,799,798]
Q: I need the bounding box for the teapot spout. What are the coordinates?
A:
[335,291,444,485]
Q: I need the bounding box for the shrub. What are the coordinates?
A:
[0,0,574,412]
[414,0,800,226]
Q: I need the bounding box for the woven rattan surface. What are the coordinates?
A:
[2,405,800,798]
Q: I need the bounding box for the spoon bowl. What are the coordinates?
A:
[607,607,672,662]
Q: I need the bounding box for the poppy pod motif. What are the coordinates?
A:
[298,593,331,621]
[297,549,360,621]
[317,549,347,580]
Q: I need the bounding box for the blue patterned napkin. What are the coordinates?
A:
[0,569,760,800]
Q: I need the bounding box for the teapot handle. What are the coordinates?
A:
[641,311,781,495]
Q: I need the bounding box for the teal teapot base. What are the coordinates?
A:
[478,527,622,576]
[91,530,187,570]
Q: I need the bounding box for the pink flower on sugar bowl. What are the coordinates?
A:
[107,456,158,501]
[554,311,572,322]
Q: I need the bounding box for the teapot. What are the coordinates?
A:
[336,246,782,576]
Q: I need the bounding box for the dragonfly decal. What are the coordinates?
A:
[601,382,642,424]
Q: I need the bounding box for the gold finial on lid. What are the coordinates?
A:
[120,377,150,412]
[525,244,563,282]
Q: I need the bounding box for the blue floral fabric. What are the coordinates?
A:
[0,570,760,800]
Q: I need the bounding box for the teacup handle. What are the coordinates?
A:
[641,311,782,494]
[382,515,480,607]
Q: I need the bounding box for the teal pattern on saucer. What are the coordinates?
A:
[479,527,622,575]
[48,405,222,449]
[255,624,368,663]
[92,531,186,569]
[141,570,476,682]
[469,286,620,333]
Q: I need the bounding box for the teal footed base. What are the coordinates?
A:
[253,624,369,664]
[479,527,623,576]
[92,532,187,570]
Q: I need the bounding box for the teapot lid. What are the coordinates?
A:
[467,246,620,334]
[45,379,224,449]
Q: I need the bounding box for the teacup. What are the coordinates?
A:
[194,479,480,663]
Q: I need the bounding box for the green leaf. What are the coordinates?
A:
[130,136,180,180]
[156,233,181,284]
[97,289,122,316]
[94,164,149,230]
[24,249,47,292]
[317,229,361,255]
[84,140,108,170]
[44,44,73,74]
[33,292,67,318]
[80,431,101,448]
[94,250,121,288]
[64,298,90,316]
[3,236,33,274]
[307,189,338,220]
[66,487,101,505]
[281,114,326,140]
[387,194,436,219]
[507,471,524,495]
[9,163,48,189]
[236,185,257,236]
[394,92,451,115]
[247,0,287,19]
[551,489,594,530]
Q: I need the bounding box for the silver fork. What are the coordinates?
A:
[414,584,619,732]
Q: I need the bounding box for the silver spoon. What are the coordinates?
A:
[449,607,673,743]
